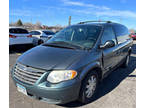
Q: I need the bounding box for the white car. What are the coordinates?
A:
[9,27,37,46]
[29,30,55,44]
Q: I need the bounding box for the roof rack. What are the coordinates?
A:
[78,20,112,24]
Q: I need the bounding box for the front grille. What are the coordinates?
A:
[13,63,46,85]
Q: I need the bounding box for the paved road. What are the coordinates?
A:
[9,41,136,108]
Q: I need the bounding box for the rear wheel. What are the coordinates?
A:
[79,71,99,104]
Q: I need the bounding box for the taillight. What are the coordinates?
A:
[9,34,17,38]
[27,35,32,38]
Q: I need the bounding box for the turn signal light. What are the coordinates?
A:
[27,35,32,38]
[9,34,17,38]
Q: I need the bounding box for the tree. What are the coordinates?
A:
[16,19,23,26]
[34,21,42,29]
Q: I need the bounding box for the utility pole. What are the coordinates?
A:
[120,17,122,23]
[31,18,32,24]
[68,16,71,26]
[98,16,101,22]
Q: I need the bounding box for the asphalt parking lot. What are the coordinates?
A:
[9,41,136,108]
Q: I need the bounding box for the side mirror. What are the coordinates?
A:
[47,35,53,39]
[99,40,115,49]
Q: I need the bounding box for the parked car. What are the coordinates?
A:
[130,33,136,40]
[29,30,55,45]
[9,27,37,46]
[55,30,60,33]
[11,21,133,104]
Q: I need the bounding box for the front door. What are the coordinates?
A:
[100,26,119,73]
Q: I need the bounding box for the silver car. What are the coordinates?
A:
[29,30,55,45]
[9,27,35,46]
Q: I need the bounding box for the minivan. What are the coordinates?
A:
[11,21,133,104]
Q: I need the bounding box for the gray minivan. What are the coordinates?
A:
[11,21,133,104]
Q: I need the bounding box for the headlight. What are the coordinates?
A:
[47,70,77,83]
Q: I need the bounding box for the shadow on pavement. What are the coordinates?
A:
[60,43,136,107]
[9,45,34,54]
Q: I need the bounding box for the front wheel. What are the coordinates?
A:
[78,71,99,104]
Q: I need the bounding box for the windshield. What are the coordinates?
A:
[45,25,102,49]
[9,28,28,34]
[43,31,55,35]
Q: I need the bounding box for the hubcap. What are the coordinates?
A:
[126,55,130,65]
[85,75,97,98]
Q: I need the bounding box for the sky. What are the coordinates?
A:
[9,0,136,29]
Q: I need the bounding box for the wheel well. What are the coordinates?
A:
[84,67,102,81]
[92,67,102,81]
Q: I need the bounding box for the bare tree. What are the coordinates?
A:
[35,21,42,29]
[23,22,34,30]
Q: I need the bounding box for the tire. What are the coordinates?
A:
[9,45,13,51]
[32,38,39,46]
[38,39,44,45]
[78,70,99,104]
[121,54,130,68]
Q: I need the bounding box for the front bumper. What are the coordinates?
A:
[11,69,81,104]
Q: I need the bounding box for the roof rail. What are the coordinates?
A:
[78,20,112,24]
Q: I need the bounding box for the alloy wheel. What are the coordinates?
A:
[126,55,130,66]
[85,75,97,98]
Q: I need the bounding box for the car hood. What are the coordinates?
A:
[17,45,87,70]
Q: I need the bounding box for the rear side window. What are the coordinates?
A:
[9,28,28,34]
[113,24,129,44]
[101,26,117,45]
[43,31,55,35]
[30,31,41,35]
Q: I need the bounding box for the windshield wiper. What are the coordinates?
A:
[43,41,85,50]
[42,43,77,49]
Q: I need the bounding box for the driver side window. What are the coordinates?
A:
[30,31,41,35]
[101,26,116,45]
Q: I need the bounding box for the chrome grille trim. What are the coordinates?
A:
[13,63,46,85]
[14,72,36,82]
[14,75,34,85]
[14,69,40,79]
[15,68,42,77]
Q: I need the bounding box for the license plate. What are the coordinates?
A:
[16,83,27,95]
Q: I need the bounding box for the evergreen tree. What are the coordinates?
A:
[16,19,23,26]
